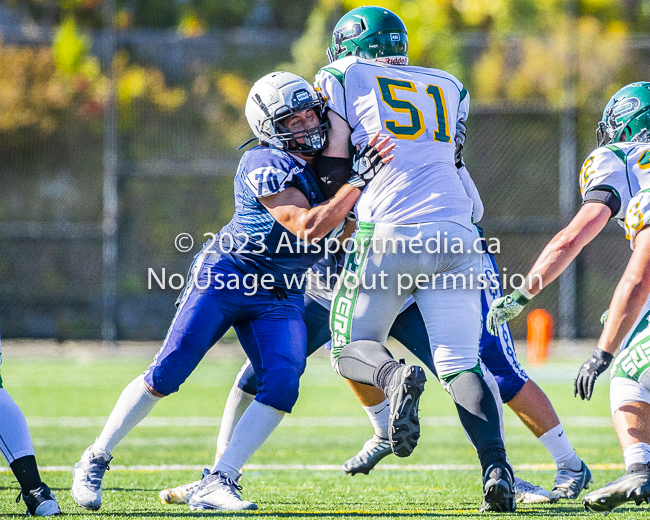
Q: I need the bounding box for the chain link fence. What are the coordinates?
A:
[0,32,643,341]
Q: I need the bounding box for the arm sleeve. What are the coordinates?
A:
[582,187,621,218]
[457,88,470,131]
[457,165,484,223]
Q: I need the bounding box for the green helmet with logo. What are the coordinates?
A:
[597,82,650,146]
[326,6,408,65]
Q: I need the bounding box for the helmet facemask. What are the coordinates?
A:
[270,101,329,156]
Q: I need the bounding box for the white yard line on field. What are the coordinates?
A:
[0,462,626,473]
[25,416,613,428]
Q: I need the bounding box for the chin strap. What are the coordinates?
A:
[237,137,259,151]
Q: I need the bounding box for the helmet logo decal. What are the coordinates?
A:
[334,22,363,43]
[390,33,400,41]
[291,89,312,109]
[611,97,640,128]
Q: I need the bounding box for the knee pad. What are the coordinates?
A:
[256,367,303,413]
[235,361,258,395]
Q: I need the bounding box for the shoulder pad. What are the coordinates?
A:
[242,148,300,198]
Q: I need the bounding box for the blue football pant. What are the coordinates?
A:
[144,252,307,413]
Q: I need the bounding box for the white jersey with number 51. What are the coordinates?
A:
[315,56,473,227]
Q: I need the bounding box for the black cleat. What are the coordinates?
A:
[582,466,650,513]
[386,364,426,458]
[22,483,61,516]
[481,462,516,512]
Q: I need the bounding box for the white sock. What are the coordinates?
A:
[214,400,284,479]
[215,386,255,464]
[362,399,390,439]
[624,442,650,471]
[539,424,581,470]
[94,374,162,454]
[0,389,35,464]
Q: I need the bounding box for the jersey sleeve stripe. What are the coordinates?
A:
[321,67,345,88]
[605,144,628,164]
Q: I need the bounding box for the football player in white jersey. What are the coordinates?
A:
[315,6,515,512]
[487,81,650,513]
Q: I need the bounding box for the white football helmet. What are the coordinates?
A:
[244,71,329,155]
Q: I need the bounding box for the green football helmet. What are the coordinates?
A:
[597,82,650,146]
[326,6,408,64]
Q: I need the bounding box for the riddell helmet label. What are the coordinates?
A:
[376,56,409,65]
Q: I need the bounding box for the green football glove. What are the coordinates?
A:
[486,290,531,336]
[600,309,609,326]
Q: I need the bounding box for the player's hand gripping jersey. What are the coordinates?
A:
[316,56,473,227]
[579,142,650,248]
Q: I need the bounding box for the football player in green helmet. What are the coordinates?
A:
[326,6,408,65]
[488,82,650,513]
[597,82,650,146]
[322,3,598,510]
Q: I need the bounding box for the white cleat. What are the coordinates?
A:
[159,470,208,505]
[342,435,392,475]
[552,460,593,500]
[514,476,560,504]
[187,470,257,511]
[71,445,112,510]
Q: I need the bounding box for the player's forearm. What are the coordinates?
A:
[524,230,586,295]
[597,274,650,355]
[524,204,611,296]
[597,229,650,354]
[298,184,360,242]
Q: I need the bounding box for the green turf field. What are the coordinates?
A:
[0,343,645,518]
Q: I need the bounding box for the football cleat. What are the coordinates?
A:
[386,364,426,458]
[342,435,392,475]
[187,470,257,511]
[22,483,61,516]
[481,462,516,512]
[159,469,208,505]
[582,465,650,513]
[552,460,593,499]
[514,476,559,504]
[71,445,112,510]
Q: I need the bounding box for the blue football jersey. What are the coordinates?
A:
[212,145,328,284]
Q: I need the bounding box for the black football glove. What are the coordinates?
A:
[574,349,614,400]
[347,143,384,189]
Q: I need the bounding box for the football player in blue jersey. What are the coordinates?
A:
[70,71,393,512]
[0,332,61,516]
